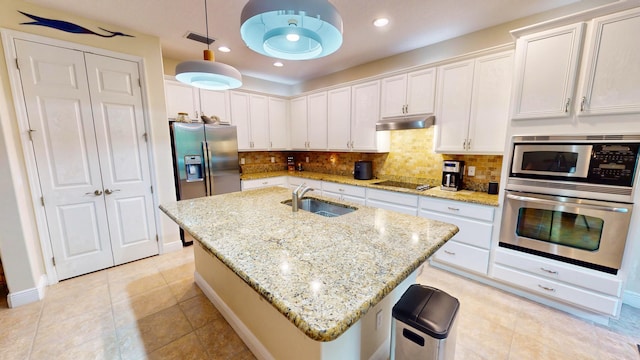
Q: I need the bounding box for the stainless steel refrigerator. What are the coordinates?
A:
[170,122,241,245]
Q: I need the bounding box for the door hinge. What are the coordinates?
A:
[138,78,141,87]
[52,257,56,266]
[142,132,148,142]
[15,58,20,70]
[28,129,36,141]
[155,234,159,242]
[40,196,45,206]
[150,185,154,194]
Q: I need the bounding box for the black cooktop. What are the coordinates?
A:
[373,180,430,191]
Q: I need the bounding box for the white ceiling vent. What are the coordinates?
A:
[184,31,215,45]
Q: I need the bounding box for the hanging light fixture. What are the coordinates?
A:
[176,0,242,90]
[240,0,343,61]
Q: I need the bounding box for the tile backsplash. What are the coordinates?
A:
[240,127,503,192]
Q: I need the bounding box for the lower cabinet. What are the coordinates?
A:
[322,182,366,205]
[287,176,322,192]
[366,188,418,215]
[241,177,287,191]
[418,197,494,275]
[492,248,622,316]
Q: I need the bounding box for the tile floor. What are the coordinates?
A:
[0,246,638,359]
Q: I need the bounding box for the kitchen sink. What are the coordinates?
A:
[282,198,357,217]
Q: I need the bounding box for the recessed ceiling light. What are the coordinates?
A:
[273,61,284,67]
[373,18,389,27]
[218,46,231,52]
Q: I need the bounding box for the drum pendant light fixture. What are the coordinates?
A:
[240,0,343,60]
[176,0,242,90]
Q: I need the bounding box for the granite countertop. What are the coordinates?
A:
[241,171,500,206]
[160,187,458,342]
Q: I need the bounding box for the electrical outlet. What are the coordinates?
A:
[376,310,383,330]
[271,156,275,163]
[305,156,309,163]
[240,158,245,165]
[467,166,476,177]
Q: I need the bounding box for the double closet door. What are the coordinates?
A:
[15,39,158,280]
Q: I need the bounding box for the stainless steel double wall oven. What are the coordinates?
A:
[500,135,640,274]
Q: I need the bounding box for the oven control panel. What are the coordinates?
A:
[589,144,640,186]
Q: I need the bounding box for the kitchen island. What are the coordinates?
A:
[160,187,458,360]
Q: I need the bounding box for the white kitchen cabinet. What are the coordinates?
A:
[366,188,418,215]
[165,79,230,122]
[327,86,352,151]
[230,91,270,151]
[577,8,640,116]
[435,51,513,154]
[380,68,436,118]
[241,177,287,191]
[510,23,585,120]
[268,97,289,150]
[419,197,495,275]
[322,181,366,205]
[287,176,322,192]
[351,80,390,152]
[289,93,328,150]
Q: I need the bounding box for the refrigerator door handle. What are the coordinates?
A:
[202,141,211,196]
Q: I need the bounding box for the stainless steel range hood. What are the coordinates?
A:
[375,115,435,131]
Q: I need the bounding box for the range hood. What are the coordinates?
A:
[375,115,435,131]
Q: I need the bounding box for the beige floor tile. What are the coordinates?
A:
[109,272,169,303]
[179,293,223,330]
[167,277,203,303]
[116,304,193,359]
[107,255,160,283]
[112,284,178,328]
[148,332,209,360]
[232,349,258,360]
[508,331,599,360]
[593,325,640,360]
[456,311,512,360]
[160,262,196,284]
[35,332,121,360]
[0,330,35,360]
[196,318,249,359]
[45,270,109,302]
[39,283,112,326]
[0,299,42,339]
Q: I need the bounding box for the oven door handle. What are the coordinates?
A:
[506,193,629,213]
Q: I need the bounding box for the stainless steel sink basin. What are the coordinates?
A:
[282,198,357,217]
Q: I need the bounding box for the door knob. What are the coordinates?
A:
[85,190,103,196]
[104,188,120,195]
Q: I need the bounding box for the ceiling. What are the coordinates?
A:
[24,0,589,85]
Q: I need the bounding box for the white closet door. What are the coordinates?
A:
[84,53,158,265]
[15,39,114,280]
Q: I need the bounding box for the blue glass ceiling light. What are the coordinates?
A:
[176,0,242,90]
[240,0,343,60]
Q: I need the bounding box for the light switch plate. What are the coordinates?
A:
[468,166,475,177]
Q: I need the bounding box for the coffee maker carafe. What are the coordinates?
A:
[441,160,464,191]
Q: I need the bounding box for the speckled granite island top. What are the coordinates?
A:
[160,187,458,342]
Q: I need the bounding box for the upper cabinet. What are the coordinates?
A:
[327,86,352,151]
[351,80,389,152]
[165,80,230,122]
[380,68,436,118]
[578,8,640,116]
[230,92,270,151]
[289,92,329,151]
[510,23,585,120]
[268,97,289,150]
[435,51,514,154]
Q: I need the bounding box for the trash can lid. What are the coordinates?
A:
[392,284,460,339]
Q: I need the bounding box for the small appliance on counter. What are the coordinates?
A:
[442,160,464,191]
[354,160,373,180]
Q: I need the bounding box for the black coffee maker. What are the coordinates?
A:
[441,160,464,191]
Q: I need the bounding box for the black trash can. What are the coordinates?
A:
[391,284,460,360]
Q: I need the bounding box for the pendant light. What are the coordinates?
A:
[240,0,343,61]
[176,0,242,90]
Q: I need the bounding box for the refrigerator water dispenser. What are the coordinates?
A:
[184,155,203,182]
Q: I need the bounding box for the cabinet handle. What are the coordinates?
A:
[262,181,268,185]
[540,267,558,275]
[467,139,471,150]
[580,96,586,112]
[537,284,556,293]
[462,140,466,149]
[447,206,460,211]
[443,250,456,255]
[565,98,571,113]
[338,188,345,192]
[270,141,273,148]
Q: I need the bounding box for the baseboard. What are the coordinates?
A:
[7,274,47,308]
[623,290,640,309]
[161,240,184,254]
[194,271,275,360]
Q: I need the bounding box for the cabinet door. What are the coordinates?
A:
[165,80,199,120]
[511,23,585,119]
[229,91,251,150]
[351,80,383,151]
[290,96,308,149]
[467,51,514,153]
[406,68,436,115]
[249,94,270,150]
[579,8,640,116]
[307,92,328,150]
[380,74,407,118]
[199,89,230,123]
[435,60,474,152]
[268,97,289,150]
[327,87,352,150]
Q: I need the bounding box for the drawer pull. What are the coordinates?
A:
[444,250,456,256]
[262,181,268,185]
[538,284,556,293]
[339,188,345,192]
[447,207,460,211]
[540,267,558,275]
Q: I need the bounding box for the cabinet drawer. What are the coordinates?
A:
[419,209,492,249]
[366,199,417,216]
[288,176,322,190]
[494,248,622,297]
[241,177,287,191]
[492,264,619,316]
[322,182,366,198]
[432,241,489,275]
[419,197,494,222]
[367,188,418,207]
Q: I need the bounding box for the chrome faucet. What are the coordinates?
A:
[292,183,314,212]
